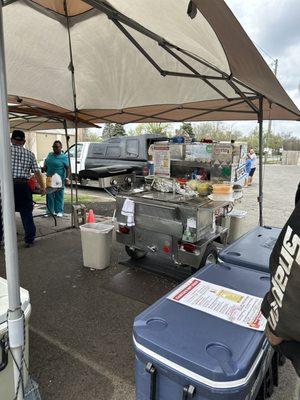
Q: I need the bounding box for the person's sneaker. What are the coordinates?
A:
[56,213,64,218]
[24,242,34,248]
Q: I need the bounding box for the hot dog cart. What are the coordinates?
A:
[115,141,245,272]
[116,191,230,270]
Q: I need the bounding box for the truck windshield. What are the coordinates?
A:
[69,144,83,159]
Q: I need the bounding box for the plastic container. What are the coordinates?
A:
[134,263,276,400]
[211,193,234,202]
[219,226,281,273]
[212,184,233,194]
[80,222,114,269]
[0,278,31,400]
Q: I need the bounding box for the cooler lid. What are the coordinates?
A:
[219,226,281,272]
[134,263,270,388]
[0,277,30,326]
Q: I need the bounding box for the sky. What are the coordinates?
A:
[223,0,300,136]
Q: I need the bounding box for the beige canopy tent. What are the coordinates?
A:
[2,0,300,124]
[0,2,299,398]
[2,0,300,221]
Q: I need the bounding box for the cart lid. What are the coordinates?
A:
[219,226,281,272]
[133,263,270,388]
[0,277,30,330]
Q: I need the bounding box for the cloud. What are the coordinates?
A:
[226,0,300,137]
[253,0,300,55]
[226,0,300,52]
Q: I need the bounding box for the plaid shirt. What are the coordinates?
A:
[11,145,39,179]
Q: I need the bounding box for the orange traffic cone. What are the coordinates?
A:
[87,209,96,223]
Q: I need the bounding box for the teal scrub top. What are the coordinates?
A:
[45,152,69,180]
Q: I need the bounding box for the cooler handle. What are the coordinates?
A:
[0,337,8,372]
[182,385,196,400]
[145,362,157,400]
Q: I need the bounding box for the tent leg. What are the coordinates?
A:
[0,3,24,399]
[63,120,74,227]
[258,96,264,227]
[74,116,79,203]
[64,0,79,204]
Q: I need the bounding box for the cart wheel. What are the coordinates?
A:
[199,243,218,268]
[125,246,147,260]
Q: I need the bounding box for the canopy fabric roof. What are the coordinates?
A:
[3,0,300,125]
[8,98,97,130]
[8,111,93,130]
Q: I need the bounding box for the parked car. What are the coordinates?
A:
[66,134,167,188]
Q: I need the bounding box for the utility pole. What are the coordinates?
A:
[266,59,278,161]
[267,59,278,137]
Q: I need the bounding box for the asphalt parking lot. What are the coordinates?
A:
[0,164,299,400]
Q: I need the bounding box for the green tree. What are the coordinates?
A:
[130,123,172,136]
[82,128,102,142]
[180,122,194,139]
[245,127,260,152]
[102,123,126,139]
[193,122,243,142]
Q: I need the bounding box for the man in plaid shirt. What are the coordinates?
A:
[10,130,46,247]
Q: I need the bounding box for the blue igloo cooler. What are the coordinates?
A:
[219,226,281,273]
[134,263,276,400]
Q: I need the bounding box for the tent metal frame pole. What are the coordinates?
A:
[64,0,79,203]
[111,19,164,75]
[86,0,261,115]
[8,103,97,129]
[258,95,264,226]
[63,120,74,227]
[111,18,231,102]
[0,3,24,399]
[125,99,257,125]
[160,45,230,100]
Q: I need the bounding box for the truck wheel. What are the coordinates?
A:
[199,243,218,268]
[125,246,147,260]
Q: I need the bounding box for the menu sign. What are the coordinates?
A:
[153,144,171,178]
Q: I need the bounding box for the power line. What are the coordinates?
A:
[253,41,276,62]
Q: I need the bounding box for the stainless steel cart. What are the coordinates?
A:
[116,191,229,270]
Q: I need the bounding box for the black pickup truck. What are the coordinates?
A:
[67,134,166,188]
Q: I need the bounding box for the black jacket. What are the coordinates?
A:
[261,200,300,341]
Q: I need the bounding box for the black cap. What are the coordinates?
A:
[11,130,25,141]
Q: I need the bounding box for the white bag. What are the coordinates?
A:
[50,173,62,188]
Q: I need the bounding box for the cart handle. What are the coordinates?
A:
[108,169,127,174]
[146,362,157,400]
[182,385,196,399]
[135,201,177,211]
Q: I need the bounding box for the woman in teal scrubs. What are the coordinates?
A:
[44,141,70,217]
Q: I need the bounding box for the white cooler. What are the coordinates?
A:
[0,278,31,399]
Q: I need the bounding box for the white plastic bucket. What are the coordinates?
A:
[80,222,114,269]
[228,210,248,243]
